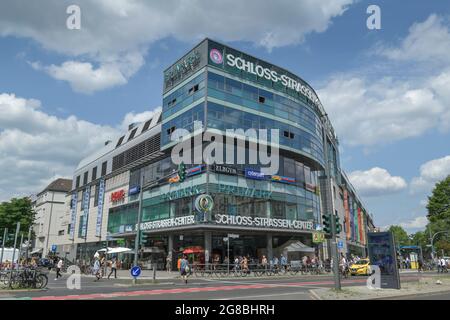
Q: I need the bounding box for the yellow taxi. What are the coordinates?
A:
[349,259,371,276]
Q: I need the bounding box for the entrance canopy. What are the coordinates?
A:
[281,241,315,253]
[95,247,133,256]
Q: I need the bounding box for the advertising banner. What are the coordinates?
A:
[81,186,91,238]
[95,178,105,237]
[343,190,350,240]
[367,231,401,289]
[69,191,78,240]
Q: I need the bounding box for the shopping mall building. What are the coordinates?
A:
[59,39,375,269]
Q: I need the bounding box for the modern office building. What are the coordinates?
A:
[66,39,374,269]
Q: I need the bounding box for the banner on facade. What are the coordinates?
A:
[214,214,314,231]
[69,191,78,240]
[81,186,91,238]
[95,178,105,237]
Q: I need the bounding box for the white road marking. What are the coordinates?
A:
[215,291,310,300]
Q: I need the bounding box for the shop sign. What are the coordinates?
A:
[271,175,296,184]
[194,194,214,213]
[218,184,272,199]
[186,164,205,177]
[160,185,204,201]
[212,164,237,175]
[214,214,314,231]
[305,183,316,192]
[111,189,125,203]
[128,185,140,196]
[245,168,265,180]
[168,175,180,184]
[125,225,133,232]
[312,232,325,243]
[216,49,320,106]
[81,186,91,238]
[164,50,201,91]
[139,215,196,231]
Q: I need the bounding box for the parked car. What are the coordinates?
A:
[38,258,54,270]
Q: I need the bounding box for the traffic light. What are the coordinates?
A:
[178,162,186,182]
[140,231,149,247]
[335,216,342,234]
[322,214,331,234]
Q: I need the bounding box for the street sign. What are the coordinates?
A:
[228,233,239,239]
[337,241,344,249]
[131,266,141,278]
[312,232,325,243]
[51,245,57,252]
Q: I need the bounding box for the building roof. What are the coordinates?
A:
[38,178,72,195]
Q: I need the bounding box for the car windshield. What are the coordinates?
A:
[354,260,369,265]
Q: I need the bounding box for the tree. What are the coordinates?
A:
[0,197,35,247]
[427,175,450,223]
[388,225,411,247]
[425,175,450,256]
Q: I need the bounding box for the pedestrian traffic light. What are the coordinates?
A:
[335,216,342,234]
[322,214,331,234]
[178,162,186,182]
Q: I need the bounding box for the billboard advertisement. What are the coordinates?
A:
[367,231,401,289]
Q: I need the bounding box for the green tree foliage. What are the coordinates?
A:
[388,225,411,246]
[0,197,35,246]
[427,175,450,224]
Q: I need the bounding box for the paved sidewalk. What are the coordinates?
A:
[311,275,450,300]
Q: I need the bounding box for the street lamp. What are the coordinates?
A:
[431,231,449,260]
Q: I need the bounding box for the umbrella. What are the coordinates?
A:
[183,246,204,254]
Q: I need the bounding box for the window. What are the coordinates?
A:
[141,120,152,133]
[58,230,65,236]
[166,126,176,136]
[284,131,289,138]
[128,128,138,141]
[83,171,88,185]
[75,176,80,188]
[188,84,199,95]
[101,161,107,176]
[258,96,265,104]
[67,224,71,234]
[92,167,97,181]
[290,132,295,139]
[116,136,125,148]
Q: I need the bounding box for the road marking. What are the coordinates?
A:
[216,291,310,300]
[28,279,367,300]
[309,289,322,300]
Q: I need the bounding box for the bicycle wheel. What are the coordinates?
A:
[36,273,48,289]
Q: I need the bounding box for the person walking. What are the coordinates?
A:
[166,254,172,273]
[180,255,190,284]
[107,257,117,279]
[55,258,63,280]
[93,258,102,281]
[280,254,287,272]
[261,255,268,271]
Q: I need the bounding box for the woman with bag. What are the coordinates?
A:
[180,255,190,284]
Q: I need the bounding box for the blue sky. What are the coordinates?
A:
[1,0,449,233]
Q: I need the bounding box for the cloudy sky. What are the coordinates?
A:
[1,0,449,233]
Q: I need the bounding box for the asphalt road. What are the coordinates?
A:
[0,271,430,300]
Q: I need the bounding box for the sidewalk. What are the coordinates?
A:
[311,275,450,300]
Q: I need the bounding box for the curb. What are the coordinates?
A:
[370,289,450,300]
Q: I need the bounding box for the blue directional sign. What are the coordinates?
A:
[131,266,141,278]
[51,245,57,252]
[337,241,344,249]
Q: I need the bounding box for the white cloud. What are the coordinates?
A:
[380,14,450,64]
[318,14,450,147]
[348,167,407,197]
[120,107,162,132]
[410,155,450,194]
[399,216,428,230]
[0,93,156,201]
[0,0,353,93]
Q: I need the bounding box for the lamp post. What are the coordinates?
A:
[133,172,145,284]
[431,231,449,260]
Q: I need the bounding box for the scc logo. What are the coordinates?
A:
[209,49,223,64]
